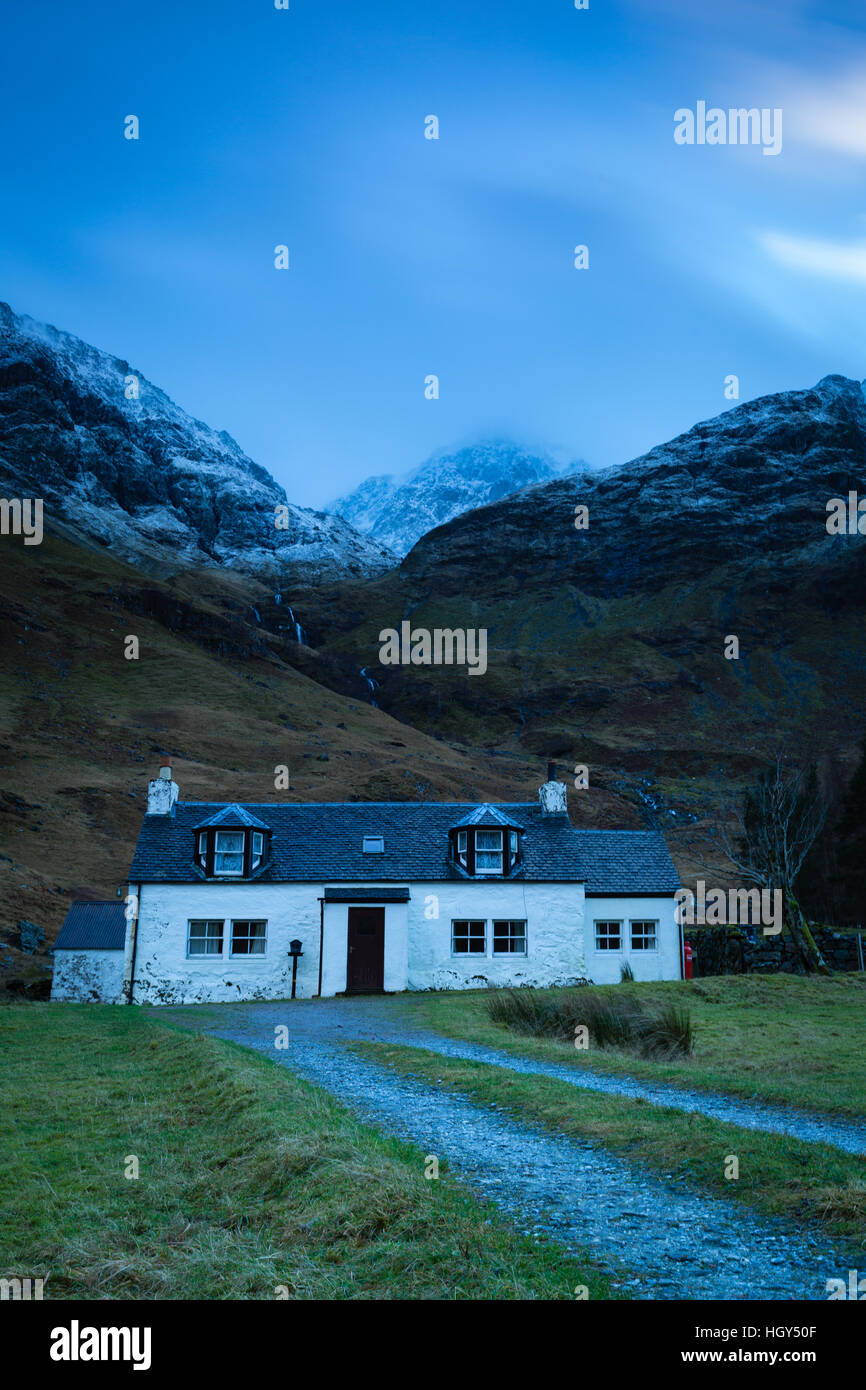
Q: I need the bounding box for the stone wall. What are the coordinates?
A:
[687,925,864,976]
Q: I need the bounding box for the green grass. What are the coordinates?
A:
[406,974,866,1117]
[351,1041,866,1252]
[0,1003,614,1300]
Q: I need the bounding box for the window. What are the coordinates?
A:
[594,920,621,951]
[251,831,264,870]
[475,830,503,874]
[197,832,207,868]
[187,920,224,956]
[452,919,486,955]
[230,920,267,956]
[631,920,657,951]
[493,920,526,955]
[509,830,519,859]
[214,830,244,875]
[363,835,384,854]
[456,830,468,867]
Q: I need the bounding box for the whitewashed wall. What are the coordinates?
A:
[405,880,586,991]
[122,880,680,1005]
[583,895,682,984]
[129,883,322,1004]
[51,950,125,1003]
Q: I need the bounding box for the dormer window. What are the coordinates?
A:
[475,830,503,875]
[193,807,271,878]
[214,831,244,875]
[448,809,524,877]
[363,835,385,854]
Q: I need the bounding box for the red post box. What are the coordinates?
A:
[683,940,694,980]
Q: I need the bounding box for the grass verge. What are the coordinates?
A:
[0,1003,614,1300]
[406,974,866,1117]
[350,1041,866,1253]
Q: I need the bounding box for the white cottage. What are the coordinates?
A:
[51,763,683,1005]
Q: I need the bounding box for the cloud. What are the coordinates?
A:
[788,68,866,158]
[758,230,866,284]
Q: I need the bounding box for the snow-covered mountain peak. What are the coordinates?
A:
[328,439,585,555]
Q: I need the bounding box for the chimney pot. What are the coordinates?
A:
[547,761,556,783]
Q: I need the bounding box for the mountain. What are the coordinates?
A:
[398,374,866,596]
[0,302,396,583]
[327,440,583,555]
[300,375,866,844]
[4,353,866,995]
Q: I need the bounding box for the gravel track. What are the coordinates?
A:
[166,1000,862,1301]
[169,996,866,1157]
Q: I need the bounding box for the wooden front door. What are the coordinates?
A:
[346,907,385,993]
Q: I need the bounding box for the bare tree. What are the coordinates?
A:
[700,755,832,974]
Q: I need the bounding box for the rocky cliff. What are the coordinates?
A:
[0,302,396,583]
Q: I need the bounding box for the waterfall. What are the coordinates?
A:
[286,606,308,645]
[360,666,380,708]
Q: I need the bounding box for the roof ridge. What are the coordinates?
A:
[174,800,542,809]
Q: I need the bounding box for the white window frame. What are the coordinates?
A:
[187,919,224,957]
[451,919,487,956]
[251,831,264,870]
[630,919,658,951]
[492,919,527,956]
[474,829,503,875]
[230,920,268,957]
[197,832,207,868]
[214,829,244,876]
[456,830,468,867]
[594,920,622,952]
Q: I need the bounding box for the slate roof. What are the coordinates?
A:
[576,830,682,895]
[129,801,680,894]
[54,901,127,950]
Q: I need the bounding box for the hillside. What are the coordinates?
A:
[0,533,597,996]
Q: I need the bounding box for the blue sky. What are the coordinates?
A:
[2,0,866,505]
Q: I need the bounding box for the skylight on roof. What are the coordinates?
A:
[363,835,385,853]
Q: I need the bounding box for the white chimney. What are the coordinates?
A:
[539,761,568,818]
[147,762,178,816]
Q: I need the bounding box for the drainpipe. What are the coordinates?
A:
[317,896,325,997]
